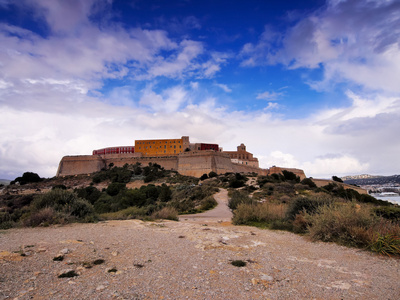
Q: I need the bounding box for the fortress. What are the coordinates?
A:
[56,136,306,179]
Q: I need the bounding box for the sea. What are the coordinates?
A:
[372,195,400,205]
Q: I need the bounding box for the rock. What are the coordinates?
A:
[58,269,79,278]
[261,274,274,282]
[96,285,106,291]
[59,248,70,255]
[111,251,118,256]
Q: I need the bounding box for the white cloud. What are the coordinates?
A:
[302,155,370,178]
[256,91,283,101]
[214,83,232,93]
[242,0,400,93]
[1,83,399,179]
[1,0,399,181]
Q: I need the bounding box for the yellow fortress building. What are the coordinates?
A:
[134,136,190,157]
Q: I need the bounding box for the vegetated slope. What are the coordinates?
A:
[344,174,400,186]
[2,166,400,257]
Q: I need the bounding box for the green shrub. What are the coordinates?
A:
[199,196,217,211]
[374,206,400,222]
[286,194,332,220]
[229,178,245,188]
[369,233,400,256]
[75,186,102,204]
[300,178,317,188]
[11,172,43,185]
[200,174,208,180]
[228,190,253,210]
[158,184,172,202]
[282,170,300,182]
[106,182,126,196]
[93,194,114,213]
[208,171,218,178]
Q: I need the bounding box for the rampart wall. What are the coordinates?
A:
[177,151,234,177]
[56,155,106,176]
[56,152,307,179]
[268,166,306,180]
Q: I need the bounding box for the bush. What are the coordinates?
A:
[282,170,300,182]
[106,182,126,196]
[158,184,172,202]
[76,186,102,204]
[229,179,245,188]
[208,171,218,178]
[30,189,95,223]
[22,207,59,227]
[332,176,343,183]
[11,172,43,185]
[369,233,400,256]
[228,190,253,210]
[300,178,317,188]
[374,206,400,222]
[200,174,208,181]
[232,202,287,226]
[307,203,376,247]
[199,196,217,211]
[286,194,332,221]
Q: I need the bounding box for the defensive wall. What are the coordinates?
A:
[56,155,106,177]
[56,151,306,179]
[268,166,306,180]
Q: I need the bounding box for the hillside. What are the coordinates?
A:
[1,166,400,259]
[344,174,400,186]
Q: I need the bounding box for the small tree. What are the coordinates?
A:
[332,176,343,183]
[200,174,208,180]
[208,171,218,178]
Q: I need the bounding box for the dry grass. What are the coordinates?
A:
[151,207,179,221]
[232,202,287,225]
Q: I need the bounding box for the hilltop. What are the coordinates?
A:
[343,174,400,186]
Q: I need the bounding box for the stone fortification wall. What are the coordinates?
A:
[268,166,306,180]
[232,163,268,176]
[177,151,234,177]
[57,154,179,177]
[103,154,178,172]
[56,155,106,176]
[56,152,305,179]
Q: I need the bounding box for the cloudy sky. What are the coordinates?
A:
[0,0,399,180]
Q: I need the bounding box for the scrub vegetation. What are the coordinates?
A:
[1,167,399,257]
[229,173,400,256]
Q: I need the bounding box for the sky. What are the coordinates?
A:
[0,0,400,180]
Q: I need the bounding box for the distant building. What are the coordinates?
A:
[93,146,135,155]
[190,143,219,152]
[134,136,190,157]
[223,143,259,168]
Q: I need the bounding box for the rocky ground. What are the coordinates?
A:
[1,190,399,299]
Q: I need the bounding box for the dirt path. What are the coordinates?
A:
[179,189,233,223]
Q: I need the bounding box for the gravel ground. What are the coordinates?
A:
[1,190,400,299]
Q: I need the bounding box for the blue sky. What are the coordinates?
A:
[0,0,400,179]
